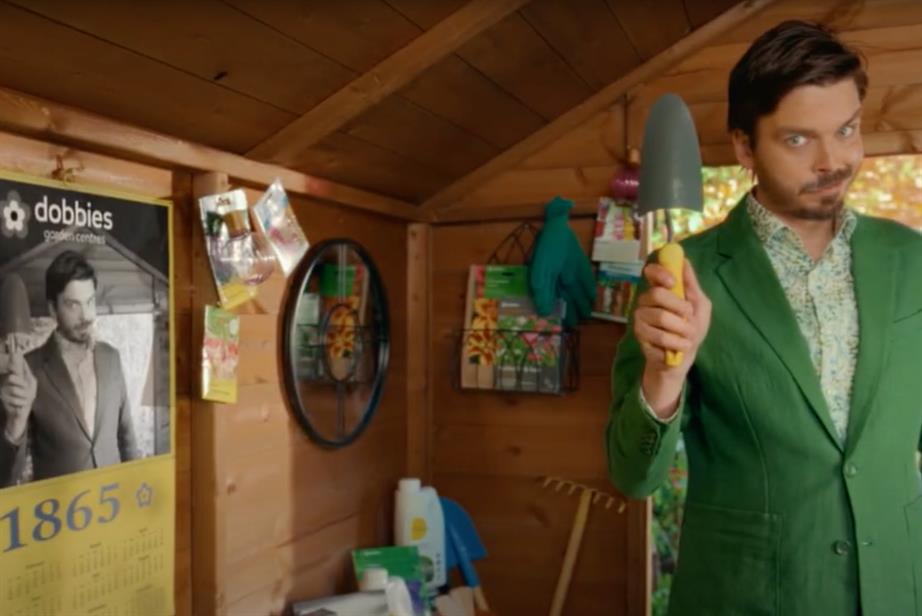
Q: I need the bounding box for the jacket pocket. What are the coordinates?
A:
[905,495,922,615]
[670,502,781,615]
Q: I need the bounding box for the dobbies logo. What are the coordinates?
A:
[34,195,113,231]
[0,191,31,239]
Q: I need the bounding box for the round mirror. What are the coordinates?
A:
[282,239,389,447]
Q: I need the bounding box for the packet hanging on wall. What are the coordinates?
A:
[251,179,310,276]
[201,305,240,403]
[592,197,642,263]
[198,188,275,308]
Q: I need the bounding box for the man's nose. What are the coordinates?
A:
[813,138,836,173]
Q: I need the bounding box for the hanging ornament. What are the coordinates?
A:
[609,147,641,203]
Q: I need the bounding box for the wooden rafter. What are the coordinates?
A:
[422,0,778,218]
[246,0,533,166]
[0,86,425,220]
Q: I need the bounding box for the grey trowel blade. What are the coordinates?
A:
[637,93,704,215]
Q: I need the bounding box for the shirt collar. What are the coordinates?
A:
[746,190,857,246]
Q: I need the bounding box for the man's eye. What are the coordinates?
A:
[785,135,807,147]
[839,124,857,137]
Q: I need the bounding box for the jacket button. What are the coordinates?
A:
[833,540,851,555]
[844,463,859,478]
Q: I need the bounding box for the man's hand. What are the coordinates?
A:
[0,350,36,442]
[633,258,711,418]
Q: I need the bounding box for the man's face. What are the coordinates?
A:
[733,78,865,221]
[50,279,96,344]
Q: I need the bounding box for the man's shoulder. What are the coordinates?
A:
[676,215,726,264]
[857,213,922,253]
[94,340,122,358]
[24,339,48,368]
[24,334,58,363]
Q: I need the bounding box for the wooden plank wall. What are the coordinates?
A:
[424,91,651,614]
[190,183,411,616]
[429,218,648,616]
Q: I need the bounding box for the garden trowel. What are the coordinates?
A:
[636,93,704,366]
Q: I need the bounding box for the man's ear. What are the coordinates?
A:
[731,129,755,170]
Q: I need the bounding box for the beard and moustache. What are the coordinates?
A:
[754,165,855,221]
[59,320,96,346]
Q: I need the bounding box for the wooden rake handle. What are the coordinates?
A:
[548,488,593,616]
[473,586,489,612]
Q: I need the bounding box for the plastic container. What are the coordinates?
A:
[385,576,415,616]
[360,566,389,592]
[394,478,446,588]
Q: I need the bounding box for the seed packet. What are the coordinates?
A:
[198,188,275,308]
[592,197,642,262]
[351,546,431,615]
[201,305,240,403]
[592,261,643,323]
[251,179,309,276]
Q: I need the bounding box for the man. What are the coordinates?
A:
[607,21,922,615]
[0,250,138,486]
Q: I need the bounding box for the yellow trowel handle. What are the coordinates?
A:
[657,242,685,367]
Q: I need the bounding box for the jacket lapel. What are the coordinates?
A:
[715,202,843,450]
[92,345,105,443]
[845,216,895,453]
[41,336,92,441]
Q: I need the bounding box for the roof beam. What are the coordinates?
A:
[0,86,425,221]
[246,0,533,165]
[422,0,777,218]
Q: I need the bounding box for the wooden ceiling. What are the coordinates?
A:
[0,0,740,211]
[1,0,916,220]
[436,0,922,220]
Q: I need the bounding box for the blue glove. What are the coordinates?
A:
[529,196,596,327]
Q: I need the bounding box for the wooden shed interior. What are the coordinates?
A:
[0,0,920,614]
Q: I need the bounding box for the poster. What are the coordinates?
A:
[0,170,174,616]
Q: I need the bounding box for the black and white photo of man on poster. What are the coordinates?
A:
[0,173,171,488]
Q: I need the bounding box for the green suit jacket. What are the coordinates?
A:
[607,202,922,615]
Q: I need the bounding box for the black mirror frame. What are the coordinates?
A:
[281,238,390,448]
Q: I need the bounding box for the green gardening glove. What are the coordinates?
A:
[529,196,597,327]
[560,233,597,324]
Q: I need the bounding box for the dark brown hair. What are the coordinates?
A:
[727,20,867,145]
[46,250,96,306]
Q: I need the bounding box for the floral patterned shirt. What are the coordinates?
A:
[746,193,859,444]
[642,194,860,445]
